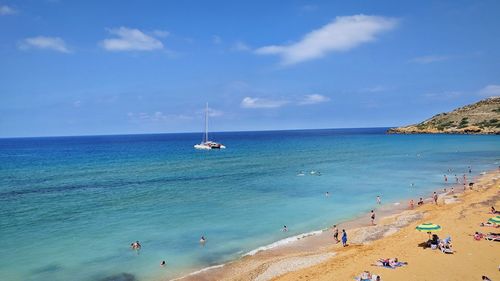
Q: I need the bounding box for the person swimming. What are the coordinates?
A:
[131,241,141,250]
[160,260,166,267]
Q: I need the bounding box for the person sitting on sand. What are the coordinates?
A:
[490,206,500,214]
[356,271,372,281]
[417,198,424,206]
[439,236,453,253]
[482,276,492,281]
[473,232,484,241]
[427,234,439,248]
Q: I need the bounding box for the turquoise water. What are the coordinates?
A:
[0,128,499,281]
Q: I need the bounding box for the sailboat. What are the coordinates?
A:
[194,103,226,150]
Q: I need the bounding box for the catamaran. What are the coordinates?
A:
[194,103,226,150]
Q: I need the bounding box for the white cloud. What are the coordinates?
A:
[362,85,387,93]
[410,55,449,64]
[128,111,192,122]
[19,36,70,53]
[299,94,330,105]
[423,91,462,100]
[255,15,398,65]
[241,97,289,108]
[0,5,16,15]
[232,41,251,51]
[151,29,169,38]
[208,107,223,117]
[477,85,500,97]
[101,27,164,51]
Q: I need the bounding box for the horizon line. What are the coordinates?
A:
[0,126,394,140]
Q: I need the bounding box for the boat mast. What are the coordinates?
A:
[205,102,209,143]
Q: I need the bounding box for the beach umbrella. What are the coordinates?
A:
[416,223,442,232]
[488,216,500,225]
[416,223,442,239]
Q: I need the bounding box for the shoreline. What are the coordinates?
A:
[173,170,497,281]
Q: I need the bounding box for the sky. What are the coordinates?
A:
[1,0,500,137]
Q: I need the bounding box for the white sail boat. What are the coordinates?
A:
[194,103,226,150]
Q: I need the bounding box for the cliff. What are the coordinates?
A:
[387,96,500,134]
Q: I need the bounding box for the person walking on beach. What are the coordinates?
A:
[433,192,438,205]
[332,225,339,243]
[370,210,376,225]
[376,196,381,205]
[341,229,347,247]
[451,187,454,194]
[409,199,414,209]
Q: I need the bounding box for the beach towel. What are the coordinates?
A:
[485,234,500,241]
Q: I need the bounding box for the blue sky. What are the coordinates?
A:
[1,0,500,137]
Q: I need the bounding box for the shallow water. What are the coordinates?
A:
[0,128,498,281]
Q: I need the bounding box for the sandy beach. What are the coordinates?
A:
[179,170,500,281]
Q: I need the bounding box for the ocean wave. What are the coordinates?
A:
[243,229,324,256]
[171,264,225,281]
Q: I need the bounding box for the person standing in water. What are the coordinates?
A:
[444,175,448,182]
[282,225,288,232]
[332,225,339,243]
[370,210,376,225]
[468,166,472,174]
[341,229,348,247]
[376,196,381,205]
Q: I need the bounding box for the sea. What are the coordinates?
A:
[0,128,499,281]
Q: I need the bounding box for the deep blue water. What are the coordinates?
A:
[0,128,499,281]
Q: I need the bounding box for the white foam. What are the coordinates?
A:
[243,229,323,256]
[171,264,225,281]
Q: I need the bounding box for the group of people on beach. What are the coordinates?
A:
[331,225,348,247]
